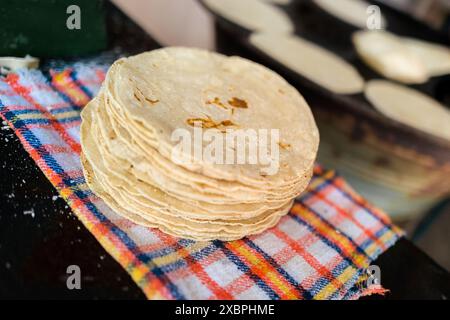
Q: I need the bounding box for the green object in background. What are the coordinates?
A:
[0,0,107,58]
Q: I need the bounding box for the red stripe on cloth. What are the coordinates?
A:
[291,203,368,268]
[50,69,91,107]
[5,73,81,154]
[231,239,304,299]
[114,218,138,230]
[76,69,106,87]
[224,273,254,297]
[95,69,106,83]
[42,144,74,154]
[311,186,386,251]
[271,227,345,296]
[155,232,234,299]
[224,241,294,299]
[139,242,170,254]
[333,177,392,226]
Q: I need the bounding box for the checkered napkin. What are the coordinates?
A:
[0,63,403,300]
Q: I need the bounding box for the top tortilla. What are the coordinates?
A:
[109,47,319,188]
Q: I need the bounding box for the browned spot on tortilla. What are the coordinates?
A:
[206,97,227,109]
[145,97,159,104]
[278,142,291,150]
[135,87,158,106]
[220,120,235,127]
[228,97,248,108]
[109,130,117,140]
[186,116,237,132]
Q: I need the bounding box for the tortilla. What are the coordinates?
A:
[353,30,429,84]
[402,37,450,77]
[203,0,293,33]
[365,80,450,141]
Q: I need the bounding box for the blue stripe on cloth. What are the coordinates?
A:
[71,69,94,98]
[139,246,180,262]
[177,238,196,246]
[300,174,395,237]
[8,109,41,115]
[213,240,280,300]
[10,116,80,125]
[293,199,371,261]
[8,107,77,115]
[243,238,313,299]
[142,243,219,275]
[288,206,370,298]
[315,259,355,299]
[340,267,365,300]
[43,71,83,111]
[290,211,366,269]
[290,206,400,299]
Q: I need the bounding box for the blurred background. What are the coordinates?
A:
[1,0,449,271]
[109,0,450,49]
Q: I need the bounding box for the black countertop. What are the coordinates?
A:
[0,2,449,300]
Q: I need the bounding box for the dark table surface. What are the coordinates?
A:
[0,2,449,300]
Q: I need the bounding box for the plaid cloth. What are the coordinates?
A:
[0,63,403,300]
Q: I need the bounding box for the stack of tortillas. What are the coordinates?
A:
[80,47,319,241]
